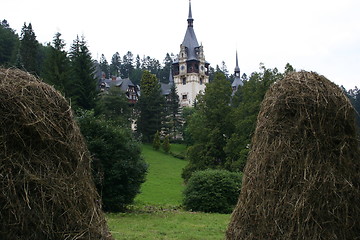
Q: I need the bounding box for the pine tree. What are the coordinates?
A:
[121,51,134,78]
[99,54,109,78]
[43,32,71,94]
[162,135,171,153]
[19,22,39,74]
[110,52,121,77]
[136,70,166,142]
[167,84,181,140]
[69,35,96,110]
[0,20,19,66]
[152,131,161,151]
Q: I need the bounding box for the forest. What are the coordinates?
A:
[1,18,360,212]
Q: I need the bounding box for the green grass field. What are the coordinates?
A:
[107,144,230,240]
[134,144,187,207]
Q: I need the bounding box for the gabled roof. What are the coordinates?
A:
[99,77,137,92]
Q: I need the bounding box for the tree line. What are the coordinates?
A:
[2,19,359,210]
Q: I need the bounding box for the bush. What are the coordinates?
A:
[183,169,242,213]
[77,110,148,212]
[152,131,161,150]
[162,135,171,153]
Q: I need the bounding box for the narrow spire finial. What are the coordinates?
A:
[187,0,194,27]
[235,50,240,74]
[236,50,239,67]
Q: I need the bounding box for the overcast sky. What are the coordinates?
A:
[1,0,359,89]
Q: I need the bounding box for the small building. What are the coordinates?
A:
[98,74,140,104]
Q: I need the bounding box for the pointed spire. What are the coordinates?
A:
[234,50,240,73]
[169,68,174,86]
[187,0,194,27]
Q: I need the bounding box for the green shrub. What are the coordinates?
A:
[162,135,171,153]
[152,131,161,150]
[77,110,148,212]
[183,169,242,213]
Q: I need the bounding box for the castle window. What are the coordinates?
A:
[182,77,186,85]
[182,94,188,100]
[200,78,203,85]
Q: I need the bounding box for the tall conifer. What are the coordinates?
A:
[19,22,38,74]
[136,70,166,142]
[43,32,71,95]
[69,35,96,109]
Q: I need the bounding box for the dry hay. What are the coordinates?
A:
[226,71,360,239]
[0,68,113,239]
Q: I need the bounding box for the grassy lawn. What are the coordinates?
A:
[107,143,230,240]
[134,144,187,207]
[107,211,230,240]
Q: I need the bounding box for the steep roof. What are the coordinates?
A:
[182,0,200,61]
[232,51,244,94]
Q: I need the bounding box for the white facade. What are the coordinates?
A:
[172,1,209,107]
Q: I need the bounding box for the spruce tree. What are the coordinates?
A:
[18,22,39,74]
[69,35,97,110]
[121,51,134,78]
[110,52,121,77]
[162,135,170,153]
[43,32,71,95]
[136,70,166,142]
[99,54,109,78]
[0,20,19,66]
[152,131,161,151]
[167,84,181,140]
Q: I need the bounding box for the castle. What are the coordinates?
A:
[98,1,243,105]
[171,1,243,107]
[171,1,210,107]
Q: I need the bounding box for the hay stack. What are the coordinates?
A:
[0,68,113,239]
[226,71,360,239]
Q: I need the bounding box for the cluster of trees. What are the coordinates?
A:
[182,64,294,180]
[2,19,359,211]
[182,63,360,181]
[0,20,184,107]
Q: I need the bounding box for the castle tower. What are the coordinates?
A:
[231,50,243,95]
[172,0,210,107]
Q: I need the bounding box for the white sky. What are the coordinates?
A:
[1,0,359,89]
